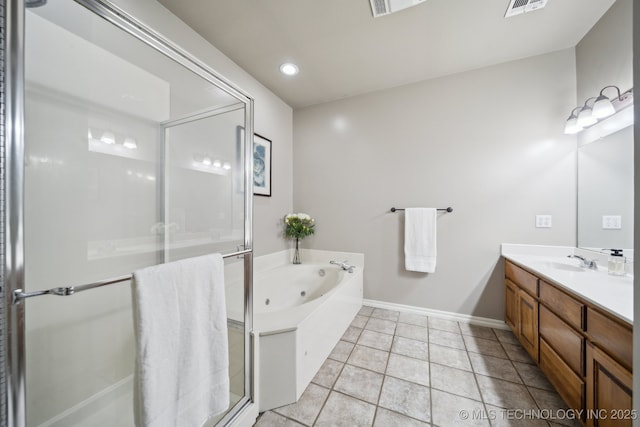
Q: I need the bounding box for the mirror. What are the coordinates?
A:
[577,118,633,255]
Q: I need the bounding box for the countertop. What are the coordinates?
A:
[501,244,633,324]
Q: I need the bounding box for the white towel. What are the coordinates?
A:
[132,254,229,427]
[404,208,437,273]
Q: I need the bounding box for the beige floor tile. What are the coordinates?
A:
[430,363,481,401]
[359,306,374,316]
[378,376,431,423]
[333,364,384,404]
[358,329,394,351]
[430,344,472,371]
[459,323,498,341]
[342,325,363,343]
[371,307,400,321]
[429,328,466,350]
[395,323,429,342]
[501,342,536,364]
[513,361,554,391]
[468,352,521,383]
[328,340,355,363]
[528,387,582,427]
[351,315,369,329]
[311,358,344,389]
[314,391,376,427]
[386,353,430,386]
[463,335,508,358]
[274,383,330,425]
[430,389,489,427]
[254,411,305,426]
[347,344,390,373]
[493,328,520,345]
[365,317,397,335]
[391,336,429,361]
[485,404,550,427]
[429,317,461,333]
[373,407,429,427]
[475,375,537,411]
[398,312,430,328]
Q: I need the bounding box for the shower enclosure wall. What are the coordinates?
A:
[2,0,255,426]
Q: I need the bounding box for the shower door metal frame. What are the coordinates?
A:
[2,0,255,426]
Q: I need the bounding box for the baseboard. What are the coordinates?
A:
[363,299,509,330]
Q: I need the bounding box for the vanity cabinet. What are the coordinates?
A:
[504,260,633,425]
[504,262,538,362]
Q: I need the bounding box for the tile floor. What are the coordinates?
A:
[254,306,581,427]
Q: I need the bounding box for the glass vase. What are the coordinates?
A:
[292,238,301,264]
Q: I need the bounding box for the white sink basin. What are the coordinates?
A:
[537,261,586,273]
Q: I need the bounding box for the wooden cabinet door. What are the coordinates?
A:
[517,290,539,362]
[505,279,518,331]
[586,344,633,427]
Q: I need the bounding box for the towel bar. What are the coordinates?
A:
[12,248,252,304]
[390,207,453,213]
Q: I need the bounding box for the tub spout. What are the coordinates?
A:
[330,260,355,273]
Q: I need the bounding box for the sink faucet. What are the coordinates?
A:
[330,260,355,273]
[567,255,598,270]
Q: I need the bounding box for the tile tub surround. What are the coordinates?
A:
[501,243,633,322]
[254,306,578,427]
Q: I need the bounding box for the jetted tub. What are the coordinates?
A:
[253,249,364,411]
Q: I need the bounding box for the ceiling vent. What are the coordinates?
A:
[505,0,548,18]
[370,0,427,18]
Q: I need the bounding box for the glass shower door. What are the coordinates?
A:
[15,1,254,426]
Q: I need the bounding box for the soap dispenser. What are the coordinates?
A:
[607,249,626,276]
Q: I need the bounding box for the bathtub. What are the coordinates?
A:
[253,249,364,411]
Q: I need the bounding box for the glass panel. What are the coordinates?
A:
[23,1,248,426]
[165,111,246,262]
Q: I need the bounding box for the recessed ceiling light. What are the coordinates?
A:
[280,63,299,76]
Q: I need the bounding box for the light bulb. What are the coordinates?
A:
[202,156,212,166]
[213,160,222,168]
[592,96,615,119]
[280,63,299,76]
[100,131,115,145]
[123,137,138,149]
[564,117,582,134]
[576,108,597,127]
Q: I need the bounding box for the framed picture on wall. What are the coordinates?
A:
[253,133,272,196]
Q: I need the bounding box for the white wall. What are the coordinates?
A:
[112,0,294,256]
[293,49,577,320]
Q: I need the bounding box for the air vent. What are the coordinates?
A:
[370,0,427,18]
[505,0,548,18]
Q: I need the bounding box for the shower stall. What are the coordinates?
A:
[2,0,255,425]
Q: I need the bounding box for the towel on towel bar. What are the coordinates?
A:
[404,208,437,273]
[132,253,229,427]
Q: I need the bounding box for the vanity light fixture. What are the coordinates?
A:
[100,131,116,145]
[202,156,212,166]
[576,97,598,128]
[279,62,299,76]
[592,86,622,119]
[563,107,583,135]
[213,159,222,168]
[564,87,634,134]
[123,137,138,150]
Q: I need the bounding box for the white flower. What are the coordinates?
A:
[297,213,311,220]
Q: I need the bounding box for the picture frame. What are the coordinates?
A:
[252,133,272,197]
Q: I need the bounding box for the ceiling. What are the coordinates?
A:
[157,0,616,109]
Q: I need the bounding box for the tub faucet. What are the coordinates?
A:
[567,255,598,270]
[330,260,355,273]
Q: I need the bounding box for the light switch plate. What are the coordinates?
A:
[535,215,552,228]
[602,215,622,229]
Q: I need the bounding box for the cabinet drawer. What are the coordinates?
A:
[539,305,584,375]
[505,261,538,296]
[540,339,584,412]
[586,307,632,371]
[539,280,584,331]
